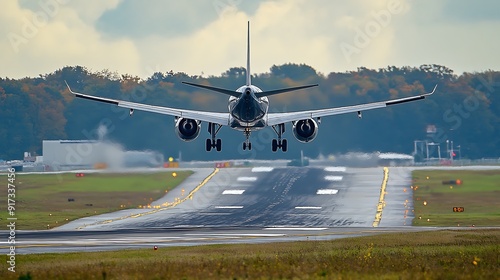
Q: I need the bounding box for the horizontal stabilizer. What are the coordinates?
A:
[182,81,240,98]
[255,84,318,98]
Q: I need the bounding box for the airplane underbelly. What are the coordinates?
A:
[231,105,264,122]
[228,93,268,130]
[229,116,266,130]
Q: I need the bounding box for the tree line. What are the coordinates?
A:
[0,64,498,161]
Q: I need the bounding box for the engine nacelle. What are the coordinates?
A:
[175,118,201,141]
[292,119,318,143]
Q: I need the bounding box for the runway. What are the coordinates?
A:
[8,166,420,254]
[14,226,438,254]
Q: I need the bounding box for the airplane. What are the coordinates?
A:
[65,21,436,152]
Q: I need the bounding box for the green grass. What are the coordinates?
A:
[0,171,192,230]
[412,170,500,226]
[2,229,499,279]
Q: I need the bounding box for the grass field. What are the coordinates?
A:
[0,171,192,230]
[3,229,498,279]
[412,170,500,226]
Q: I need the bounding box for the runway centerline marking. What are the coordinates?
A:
[214,206,244,209]
[317,189,339,195]
[325,176,343,181]
[222,190,245,195]
[294,206,322,210]
[237,177,257,182]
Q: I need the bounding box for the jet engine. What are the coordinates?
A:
[175,118,201,141]
[292,119,318,143]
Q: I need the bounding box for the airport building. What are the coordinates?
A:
[43,140,164,170]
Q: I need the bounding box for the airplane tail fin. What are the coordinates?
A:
[181,21,252,97]
[183,21,318,98]
[245,21,317,97]
[246,21,251,86]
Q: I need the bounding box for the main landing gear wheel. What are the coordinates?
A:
[272,138,287,152]
[216,139,222,152]
[271,124,287,152]
[206,123,222,152]
[281,139,287,152]
[206,138,212,152]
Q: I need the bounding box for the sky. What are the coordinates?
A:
[1,0,499,79]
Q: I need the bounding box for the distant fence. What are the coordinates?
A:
[414,158,500,166]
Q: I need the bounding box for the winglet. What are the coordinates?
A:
[246,21,251,86]
[64,80,120,105]
[64,80,75,94]
[428,84,438,95]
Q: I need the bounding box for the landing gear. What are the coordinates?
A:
[242,128,252,150]
[206,138,221,152]
[206,123,222,152]
[243,142,252,150]
[272,124,287,152]
[271,139,287,152]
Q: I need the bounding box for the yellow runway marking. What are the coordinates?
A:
[372,167,389,227]
[76,168,220,230]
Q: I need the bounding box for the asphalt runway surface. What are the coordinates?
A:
[7,166,426,254]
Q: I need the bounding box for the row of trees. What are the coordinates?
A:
[1,64,498,160]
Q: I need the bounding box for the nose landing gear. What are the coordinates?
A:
[242,128,252,150]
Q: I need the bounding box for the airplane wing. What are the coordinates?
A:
[267,85,437,126]
[65,81,230,126]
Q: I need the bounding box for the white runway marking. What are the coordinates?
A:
[214,206,244,209]
[264,227,327,231]
[294,206,322,210]
[325,176,343,181]
[237,177,258,182]
[317,189,339,195]
[251,167,274,172]
[222,190,245,195]
[185,233,285,237]
[324,167,347,172]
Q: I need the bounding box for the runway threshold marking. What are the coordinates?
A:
[251,167,274,172]
[184,233,285,237]
[75,168,220,230]
[324,176,343,181]
[324,167,347,172]
[222,190,245,195]
[317,189,338,195]
[237,177,257,182]
[372,167,389,227]
[295,206,322,210]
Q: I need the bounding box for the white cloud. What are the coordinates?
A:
[66,0,122,24]
[132,0,409,77]
[1,0,140,78]
[0,0,498,79]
